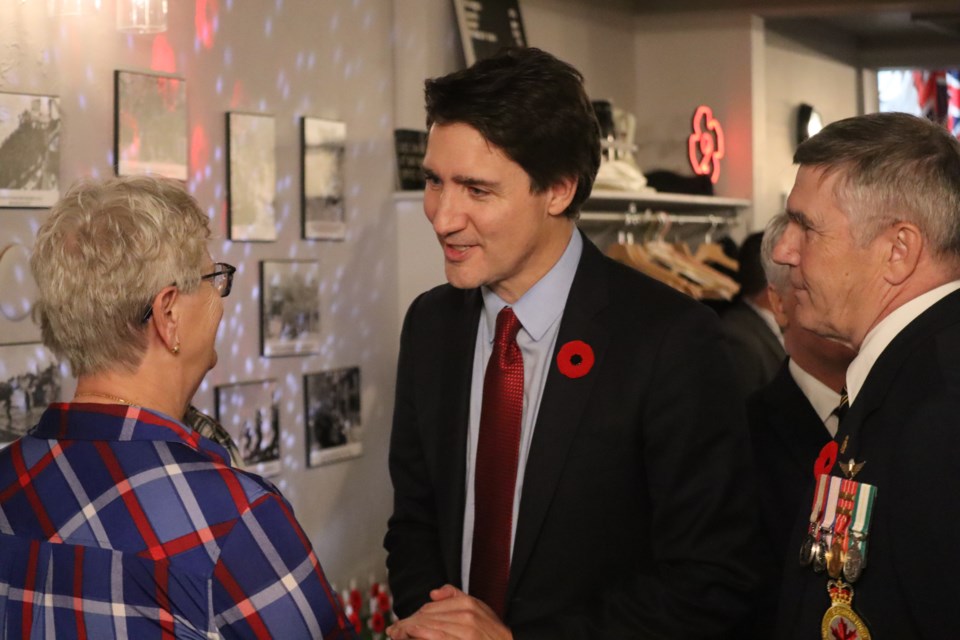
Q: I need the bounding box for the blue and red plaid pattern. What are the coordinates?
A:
[0,402,356,639]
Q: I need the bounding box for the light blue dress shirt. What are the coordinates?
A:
[461,229,583,590]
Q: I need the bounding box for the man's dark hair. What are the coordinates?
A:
[424,47,601,218]
[736,232,767,298]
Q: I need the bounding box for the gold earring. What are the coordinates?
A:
[171,341,180,355]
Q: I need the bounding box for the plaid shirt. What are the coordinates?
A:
[0,402,355,639]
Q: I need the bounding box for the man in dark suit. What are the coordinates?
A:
[384,47,758,640]
[747,214,855,633]
[721,232,787,399]
[772,112,960,638]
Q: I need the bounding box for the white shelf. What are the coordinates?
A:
[393,189,750,214]
[585,189,750,213]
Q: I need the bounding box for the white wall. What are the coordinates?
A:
[756,23,861,229]
[0,0,397,589]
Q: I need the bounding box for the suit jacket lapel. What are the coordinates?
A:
[508,235,610,599]
[848,289,960,425]
[437,289,482,585]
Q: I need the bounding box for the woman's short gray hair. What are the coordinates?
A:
[31,176,211,376]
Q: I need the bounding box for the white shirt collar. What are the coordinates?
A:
[481,229,581,342]
[846,280,960,404]
[788,358,841,423]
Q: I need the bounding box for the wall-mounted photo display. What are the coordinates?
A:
[226,111,276,241]
[452,0,527,66]
[0,343,60,449]
[114,70,188,180]
[0,92,60,208]
[301,116,346,240]
[304,366,362,467]
[0,243,41,345]
[394,129,428,191]
[260,260,322,357]
[214,379,281,477]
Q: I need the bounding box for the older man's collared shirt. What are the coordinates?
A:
[788,358,842,438]
[461,229,582,589]
[0,402,355,640]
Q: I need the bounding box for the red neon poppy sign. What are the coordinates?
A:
[688,105,725,184]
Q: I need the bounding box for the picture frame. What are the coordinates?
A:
[0,343,61,449]
[304,367,362,467]
[260,260,322,357]
[0,91,60,208]
[214,379,281,477]
[301,116,346,240]
[226,111,277,241]
[452,0,527,67]
[114,69,188,180]
[0,243,42,345]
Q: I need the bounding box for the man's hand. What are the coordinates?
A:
[386,585,513,640]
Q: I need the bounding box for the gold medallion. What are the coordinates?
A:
[821,579,871,640]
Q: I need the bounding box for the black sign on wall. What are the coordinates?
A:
[453,0,527,66]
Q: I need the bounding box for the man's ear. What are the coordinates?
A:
[767,284,788,331]
[546,175,578,217]
[884,222,922,285]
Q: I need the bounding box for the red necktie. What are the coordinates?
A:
[470,306,523,619]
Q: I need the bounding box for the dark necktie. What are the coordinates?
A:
[833,386,849,424]
[470,306,523,619]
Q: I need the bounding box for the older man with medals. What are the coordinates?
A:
[772,112,960,639]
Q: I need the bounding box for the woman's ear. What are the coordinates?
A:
[148,286,181,353]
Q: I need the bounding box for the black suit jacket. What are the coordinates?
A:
[720,301,786,399]
[776,289,960,639]
[746,361,832,635]
[385,234,760,639]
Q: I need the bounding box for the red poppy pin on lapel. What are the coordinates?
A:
[557,340,594,379]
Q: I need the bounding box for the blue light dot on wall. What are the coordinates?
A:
[216,76,223,94]
[224,46,233,66]
[244,358,254,375]
[330,12,340,30]
[264,18,272,37]
[275,0,283,10]
[226,0,233,10]
[258,99,267,111]
[204,165,212,179]
[214,146,222,161]
[214,184,222,199]
[296,52,304,69]
[78,94,87,110]
[307,52,316,69]
[207,205,215,218]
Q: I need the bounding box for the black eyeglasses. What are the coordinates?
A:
[141,262,237,323]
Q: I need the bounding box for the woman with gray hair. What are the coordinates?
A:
[0,176,354,639]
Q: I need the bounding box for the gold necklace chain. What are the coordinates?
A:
[73,391,137,406]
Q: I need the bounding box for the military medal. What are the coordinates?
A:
[814,476,842,573]
[821,579,871,640]
[800,474,830,566]
[843,483,876,583]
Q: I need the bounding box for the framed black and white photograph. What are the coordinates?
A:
[304,366,362,467]
[226,112,276,241]
[0,243,42,345]
[214,379,281,477]
[260,260,322,357]
[453,0,527,66]
[301,116,346,240]
[0,343,60,449]
[0,92,60,208]
[114,70,188,180]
